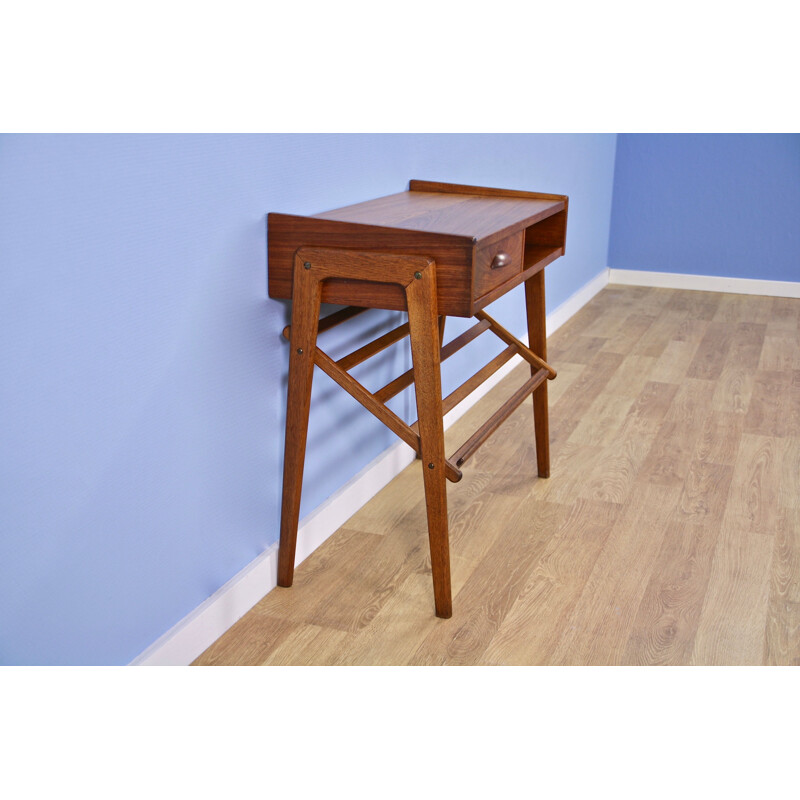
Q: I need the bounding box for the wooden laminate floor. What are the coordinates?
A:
[194,285,800,666]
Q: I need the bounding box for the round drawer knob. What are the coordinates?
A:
[490,252,511,269]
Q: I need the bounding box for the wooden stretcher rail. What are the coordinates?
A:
[475,310,556,379]
[441,344,519,418]
[449,367,549,469]
[410,343,519,435]
[374,318,492,403]
[282,304,368,340]
[337,321,410,371]
[313,345,462,483]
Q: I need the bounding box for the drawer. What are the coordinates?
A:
[473,231,524,300]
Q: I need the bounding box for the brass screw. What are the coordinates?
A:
[304,261,312,270]
[414,271,422,279]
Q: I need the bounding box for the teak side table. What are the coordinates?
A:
[268,180,568,618]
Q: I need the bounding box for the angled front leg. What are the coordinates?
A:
[276,246,453,618]
[277,255,322,586]
[406,266,452,618]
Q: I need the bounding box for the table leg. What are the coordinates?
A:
[525,270,550,478]
[406,267,452,618]
[277,261,322,587]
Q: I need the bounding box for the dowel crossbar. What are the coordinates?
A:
[410,344,520,437]
[313,347,419,452]
[337,322,411,371]
[475,310,556,379]
[313,345,462,483]
[449,367,549,469]
[374,318,492,403]
[441,344,519,418]
[282,305,368,340]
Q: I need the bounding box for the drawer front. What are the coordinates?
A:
[473,231,524,300]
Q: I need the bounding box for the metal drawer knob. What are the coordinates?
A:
[490,252,511,269]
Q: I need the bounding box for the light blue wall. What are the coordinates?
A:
[608,133,800,282]
[0,134,617,665]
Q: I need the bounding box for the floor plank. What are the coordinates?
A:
[690,528,774,665]
[765,508,800,666]
[724,434,783,538]
[482,499,621,665]
[546,483,678,665]
[624,519,720,665]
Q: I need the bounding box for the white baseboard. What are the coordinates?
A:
[130,266,611,666]
[129,544,280,666]
[609,268,800,298]
[546,268,610,335]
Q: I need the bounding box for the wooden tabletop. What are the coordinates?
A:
[314,190,564,242]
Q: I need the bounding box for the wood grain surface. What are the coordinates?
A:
[194,285,800,666]
[268,183,567,317]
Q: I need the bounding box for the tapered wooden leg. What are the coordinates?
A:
[406,270,452,618]
[277,259,322,586]
[525,270,550,478]
[415,316,447,462]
